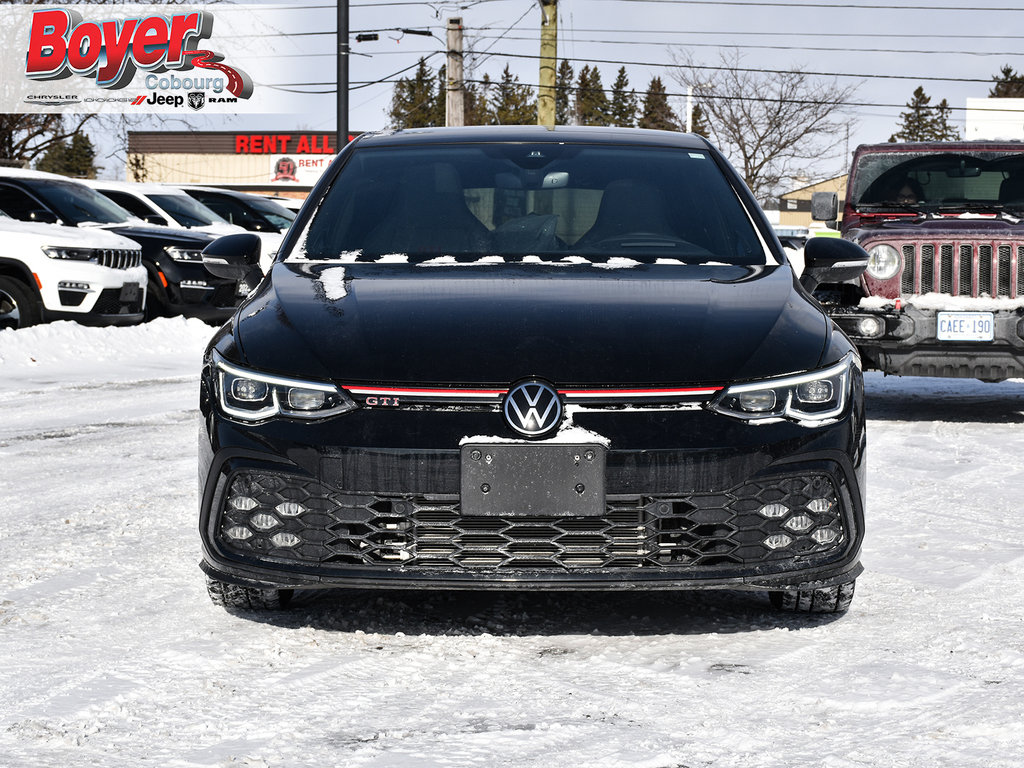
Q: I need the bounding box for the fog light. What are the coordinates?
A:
[738,391,776,412]
[764,533,793,549]
[811,527,839,544]
[229,496,258,511]
[807,498,833,513]
[225,526,253,541]
[270,532,302,548]
[784,514,815,532]
[275,502,306,517]
[758,503,788,518]
[180,279,209,288]
[858,316,884,337]
[249,513,280,531]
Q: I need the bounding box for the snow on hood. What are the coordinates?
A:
[861,293,1024,311]
[0,218,140,249]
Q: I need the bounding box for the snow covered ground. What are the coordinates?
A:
[2,319,1023,768]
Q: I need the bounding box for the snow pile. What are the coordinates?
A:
[0,317,214,387]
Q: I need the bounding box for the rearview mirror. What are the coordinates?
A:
[800,236,868,292]
[203,233,263,283]
[811,191,839,224]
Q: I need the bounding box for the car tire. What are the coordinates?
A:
[769,580,855,613]
[205,575,292,610]
[0,276,42,330]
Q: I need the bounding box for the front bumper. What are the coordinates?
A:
[199,387,866,593]
[38,263,147,325]
[831,305,1024,380]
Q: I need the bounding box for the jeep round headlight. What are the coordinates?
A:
[866,244,901,281]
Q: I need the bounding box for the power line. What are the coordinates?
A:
[468,32,1024,58]
[611,0,1024,10]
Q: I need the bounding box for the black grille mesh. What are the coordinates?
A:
[898,241,1024,298]
[216,470,848,571]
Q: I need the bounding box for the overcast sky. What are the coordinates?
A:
[70,0,1024,183]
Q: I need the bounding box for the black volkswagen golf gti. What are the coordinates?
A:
[199,126,869,614]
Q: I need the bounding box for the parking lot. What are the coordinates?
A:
[1,319,1023,768]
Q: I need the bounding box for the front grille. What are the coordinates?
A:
[900,241,1024,298]
[92,287,142,315]
[216,470,849,572]
[97,249,142,270]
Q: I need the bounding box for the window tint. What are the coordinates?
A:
[299,144,767,264]
[101,190,157,220]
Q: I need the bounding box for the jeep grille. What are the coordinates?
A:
[901,242,1024,298]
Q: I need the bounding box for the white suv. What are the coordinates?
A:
[0,211,146,329]
[81,180,245,238]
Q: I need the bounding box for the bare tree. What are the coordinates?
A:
[670,49,857,203]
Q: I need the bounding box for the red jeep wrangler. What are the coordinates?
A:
[814,141,1024,380]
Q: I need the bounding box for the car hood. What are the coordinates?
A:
[232,261,829,386]
[99,223,215,247]
[0,219,140,249]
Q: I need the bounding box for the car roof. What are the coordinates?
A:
[354,125,712,150]
[0,167,74,180]
[82,180,192,195]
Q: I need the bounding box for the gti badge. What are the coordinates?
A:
[503,380,562,437]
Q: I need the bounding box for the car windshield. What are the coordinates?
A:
[149,193,228,227]
[296,143,769,264]
[30,179,134,225]
[246,196,295,230]
[849,149,1024,213]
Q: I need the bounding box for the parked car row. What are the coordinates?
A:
[0,169,295,331]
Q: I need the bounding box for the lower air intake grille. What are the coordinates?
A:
[216,470,849,571]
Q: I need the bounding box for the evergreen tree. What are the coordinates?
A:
[488,66,536,125]
[990,65,1024,98]
[689,101,710,138]
[609,67,638,127]
[463,78,488,126]
[388,58,440,129]
[35,132,97,177]
[575,65,610,126]
[555,60,574,125]
[932,99,960,140]
[638,77,680,131]
[889,86,959,142]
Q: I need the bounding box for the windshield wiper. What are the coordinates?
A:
[938,202,1022,221]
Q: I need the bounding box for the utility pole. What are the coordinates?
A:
[537,0,557,127]
[446,17,464,127]
[337,0,349,149]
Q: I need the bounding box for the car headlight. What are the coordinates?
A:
[710,352,856,424]
[212,352,357,421]
[866,244,901,280]
[43,246,98,261]
[165,246,205,262]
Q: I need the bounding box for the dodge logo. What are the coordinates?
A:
[503,380,562,437]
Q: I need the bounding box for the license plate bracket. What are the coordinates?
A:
[937,311,994,342]
[460,443,606,517]
[119,282,140,303]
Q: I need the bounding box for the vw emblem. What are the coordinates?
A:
[503,380,562,438]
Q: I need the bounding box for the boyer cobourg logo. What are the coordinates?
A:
[23,8,253,107]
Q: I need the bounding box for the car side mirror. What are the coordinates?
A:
[144,214,168,226]
[28,208,59,224]
[811,191,839,230]
[203,233,263,282]
[800,236,868,292]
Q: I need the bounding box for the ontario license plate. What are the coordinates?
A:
[937,312,994,342]
[460,443,606,517]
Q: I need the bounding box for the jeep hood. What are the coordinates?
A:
[230,262,830,386]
